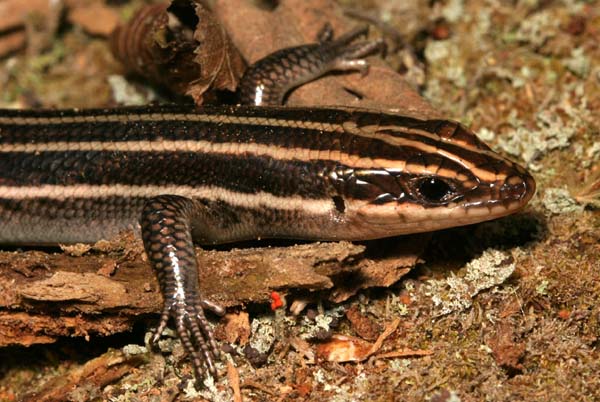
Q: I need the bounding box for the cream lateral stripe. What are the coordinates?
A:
[0,139,480,180]
[0,108,498,157]
[0,111,486,154]
[0,113,505,180]
[344,122,505,181]
[0,139,383,167]
[0,138,499,180]
[0,184,334,215]
[1,114,458,149]
[344,120,507,166]
[0,113,343,133]
[0,110,497,157]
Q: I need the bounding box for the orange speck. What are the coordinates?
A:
[399,293,412,305]
[270,291,283,310]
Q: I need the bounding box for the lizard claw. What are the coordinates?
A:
[152,298,221,380]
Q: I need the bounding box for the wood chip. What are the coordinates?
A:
[227,360,243,402]
[224,311,251,345]
[0,0,52,32]
[68,2,120,37]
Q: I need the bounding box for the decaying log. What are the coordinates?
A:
[0,234,428,346]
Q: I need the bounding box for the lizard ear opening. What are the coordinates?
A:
[332,195,346,213]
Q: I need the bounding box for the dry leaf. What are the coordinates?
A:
[316,319,400,362]
[315,334,373,362]
[110,0,244,103]
[187,1,245,102]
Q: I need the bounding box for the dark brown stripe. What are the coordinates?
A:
[0,151,343,199]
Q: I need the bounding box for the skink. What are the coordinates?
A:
[0,26,535,382]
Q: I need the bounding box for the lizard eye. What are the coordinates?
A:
[416,177,454,203]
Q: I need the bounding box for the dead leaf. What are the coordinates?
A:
[187,1,245,102]
[316,319,400,362]
[110,1,244,103]
[212,0,441,118]
[110,2,197,95]
[315,334,373,362]
[488,322,525,372]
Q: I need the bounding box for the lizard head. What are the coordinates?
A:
[328,115,536,239]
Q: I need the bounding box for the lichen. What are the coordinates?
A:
[186,375,232,402]
[107,74,157,106]
[563,47,591,78]
[423,249,516,317]
[542,187,584,214]
[298,306,345,339]
[497,102,584,169]
[249,315,276,354]
[508,10,558,47]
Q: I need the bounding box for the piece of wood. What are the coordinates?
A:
[0,234,427,346]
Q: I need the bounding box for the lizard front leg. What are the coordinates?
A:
[141,195,224,381]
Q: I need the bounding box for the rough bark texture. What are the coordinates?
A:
[0,233,428,347]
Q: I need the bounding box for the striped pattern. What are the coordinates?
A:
[0,105,535,244]
[0,184,332,214]
[0,106,504,182]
